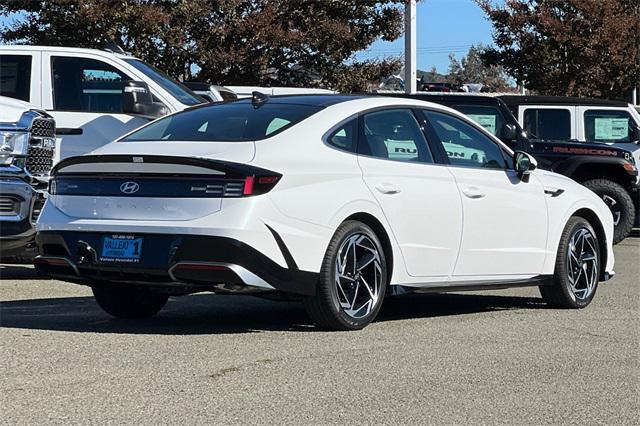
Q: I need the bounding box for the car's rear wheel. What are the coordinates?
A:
[304,221,387,330]
[539,217,600,309]
[582,179,634,244]
[92,285,168,319]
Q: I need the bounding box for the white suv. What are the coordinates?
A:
[35,95,615,330]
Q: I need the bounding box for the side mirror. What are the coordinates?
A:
[502,124,517,141]
[632,125,640,142]
[122,81,170,119]
[513,151,537,182]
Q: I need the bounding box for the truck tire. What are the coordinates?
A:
[92,285,168,319]
[582,179,635,244]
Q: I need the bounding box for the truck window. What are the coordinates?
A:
[51,56,132,113]
[0,55,32,102]
[523,108,571,140]
[584,110,633,143]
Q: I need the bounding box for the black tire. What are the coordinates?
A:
[304,220,388,331]
[92,285,168,319]
[539,217,600,309]
[582,179,635,244]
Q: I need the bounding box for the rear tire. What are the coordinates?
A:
[304,221,387,331]
[92,285,168,319]
[582,179,634,244]
[539,217,600,309]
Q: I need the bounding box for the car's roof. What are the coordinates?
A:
[230,94,367,107]
[499,95,629,107]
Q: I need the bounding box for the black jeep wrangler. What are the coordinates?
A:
[379,93,639,244]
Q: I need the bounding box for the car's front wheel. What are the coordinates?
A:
[304,221,387,330]
[539,217,600,308]
[92,285,168,319]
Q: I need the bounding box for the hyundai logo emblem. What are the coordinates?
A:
[120,181,140,194]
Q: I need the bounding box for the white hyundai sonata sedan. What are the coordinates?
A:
[35,95,615,330]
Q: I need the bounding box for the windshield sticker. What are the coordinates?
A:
[594,118,628,140]
[467,114,497,135]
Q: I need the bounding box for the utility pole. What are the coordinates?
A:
[633,87,638,105]
[404,0,417,94]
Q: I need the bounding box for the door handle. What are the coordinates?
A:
[461,186,486,199]
[375,183,401,195]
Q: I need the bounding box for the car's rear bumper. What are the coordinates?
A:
[35,231,318,296]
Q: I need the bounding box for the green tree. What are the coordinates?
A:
[0,0,406,91]
[478,0,640,100]
[446,44,513,91]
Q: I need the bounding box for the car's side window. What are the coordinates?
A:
[0,54,32,102]
[327,118,358,152]
[51,56,132,113]
[422,110,509,170]
[523,108,571,140]
[584,110,633,143]
[358,109,433,163]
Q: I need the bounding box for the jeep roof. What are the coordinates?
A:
[499,95,629,108]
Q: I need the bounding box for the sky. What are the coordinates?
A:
[355,0,496,73]
[1,0,495,74]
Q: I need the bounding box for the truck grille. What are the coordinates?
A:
[30,118,55,137]
[0,196,20,216]
[26,117,56,176]
[26,146,54,176]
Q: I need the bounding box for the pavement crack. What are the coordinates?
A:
[207,358,277,380]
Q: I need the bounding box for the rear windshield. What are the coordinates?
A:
[122,102,323,142]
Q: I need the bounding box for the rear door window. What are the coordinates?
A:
[0,55,32,102]
[584,110,633,143]
[358,109,433,163]
[523,108,571,140]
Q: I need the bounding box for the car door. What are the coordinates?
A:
[421,109,548,277]
[41,52,151,163]
[356,108,463,278]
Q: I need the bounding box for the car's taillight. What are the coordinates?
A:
[243,175,281,196]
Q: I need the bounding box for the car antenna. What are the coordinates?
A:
[252,91,269,108]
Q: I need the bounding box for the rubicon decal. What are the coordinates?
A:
[552,147,619,157]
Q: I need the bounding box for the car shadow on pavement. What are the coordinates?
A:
[0,291,545,335]
[0,264,51,280]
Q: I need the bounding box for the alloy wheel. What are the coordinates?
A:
[334,233,383,319]
[566,227,599,301]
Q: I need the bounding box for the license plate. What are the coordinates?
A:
[100,235,143,263]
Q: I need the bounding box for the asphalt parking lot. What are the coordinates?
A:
[1,234,638,425]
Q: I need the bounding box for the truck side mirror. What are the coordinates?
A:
[503,124,517,141]
[513,151,537,182]
[632,125,640,142]
[122,81,169,119]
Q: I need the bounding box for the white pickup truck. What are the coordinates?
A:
[0,45,207,163]
[0,96,56,257]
